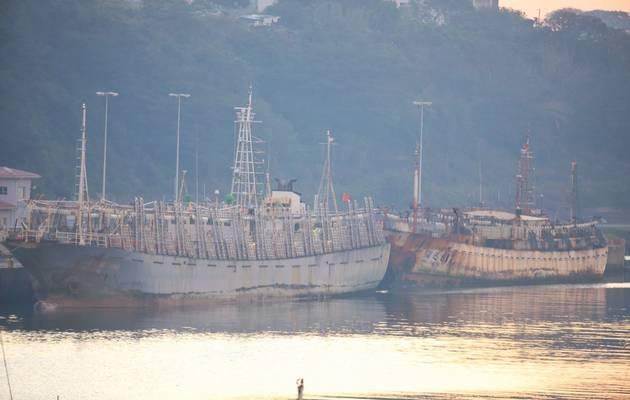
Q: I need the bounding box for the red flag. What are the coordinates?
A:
[342,192,351,204]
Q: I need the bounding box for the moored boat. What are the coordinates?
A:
[5,90,390,307]
[385,209,607,288]
[385,114,607,288]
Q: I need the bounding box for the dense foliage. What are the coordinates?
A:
[1,0,629,215]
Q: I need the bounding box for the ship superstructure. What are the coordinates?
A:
[6,90,389,307]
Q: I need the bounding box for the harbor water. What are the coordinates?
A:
[0,276,628,399]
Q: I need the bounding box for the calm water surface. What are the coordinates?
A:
[0,279,629,399]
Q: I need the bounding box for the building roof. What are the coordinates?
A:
[0,166,41,179]
[0,201,15,210]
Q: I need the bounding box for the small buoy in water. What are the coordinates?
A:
[34,301,57,313]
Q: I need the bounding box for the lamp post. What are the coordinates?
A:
[96,91,119,201]
[411,100,431,233]
[412,100,432,208]
[169,93,191,202]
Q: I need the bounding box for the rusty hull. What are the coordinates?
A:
[387,231,608,288]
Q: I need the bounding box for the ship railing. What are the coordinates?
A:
[53,231,111,248]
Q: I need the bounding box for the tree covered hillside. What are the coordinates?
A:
[1,0,629,214]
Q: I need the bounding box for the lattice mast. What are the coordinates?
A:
[317,130,338,213]
[230,86,262,208]
[515,138,535,213]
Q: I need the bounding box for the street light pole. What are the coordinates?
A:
[412,100,431,233]
[169,93,191,202]
[96,91,119,201]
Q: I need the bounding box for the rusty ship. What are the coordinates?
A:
[385,116,608,287]
[5,90,390,307]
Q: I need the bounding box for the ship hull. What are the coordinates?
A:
[0,267,33,304]
[0,243,34,304]
[7,241,390,308]
[387,231,607,288]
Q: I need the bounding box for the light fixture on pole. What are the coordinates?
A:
[169,93,191,202]
[411,100,431,233]
[96,91,119,201]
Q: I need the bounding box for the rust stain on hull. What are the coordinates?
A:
[387,231,608,288]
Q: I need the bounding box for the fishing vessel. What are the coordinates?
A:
[385,105,607,287]
[5,90,390,307]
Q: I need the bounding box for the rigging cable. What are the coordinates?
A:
[0,328,13,400]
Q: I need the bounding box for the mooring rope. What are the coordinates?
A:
[0,329,14,400]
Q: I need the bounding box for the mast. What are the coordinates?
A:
[477,138,483,207]
[76,103,89,204]
[317,130,338,214]
[168,92,191,202]
[569,161,579,224]
[515,137,535,214]
[76,103,90,245]
[231,85,261,208]
[265,137,272,198]
[412,143,420,232]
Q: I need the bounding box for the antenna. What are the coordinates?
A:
[317,130,338,213]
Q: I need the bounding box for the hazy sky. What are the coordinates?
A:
[501,0,630,17]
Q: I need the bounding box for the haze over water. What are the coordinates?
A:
[1,280,629,399]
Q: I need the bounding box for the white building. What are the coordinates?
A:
[472,0,499,10]
[240,14,280,27]
[0,167,40,229]
[256,0,277,13]
[390,0,410,7]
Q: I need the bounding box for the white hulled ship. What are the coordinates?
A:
[6,89,390,307]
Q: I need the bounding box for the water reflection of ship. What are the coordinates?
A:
[386,137,608,288]
[383,285,624,327]
[6,89,389,307]
[0,296,388,334]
